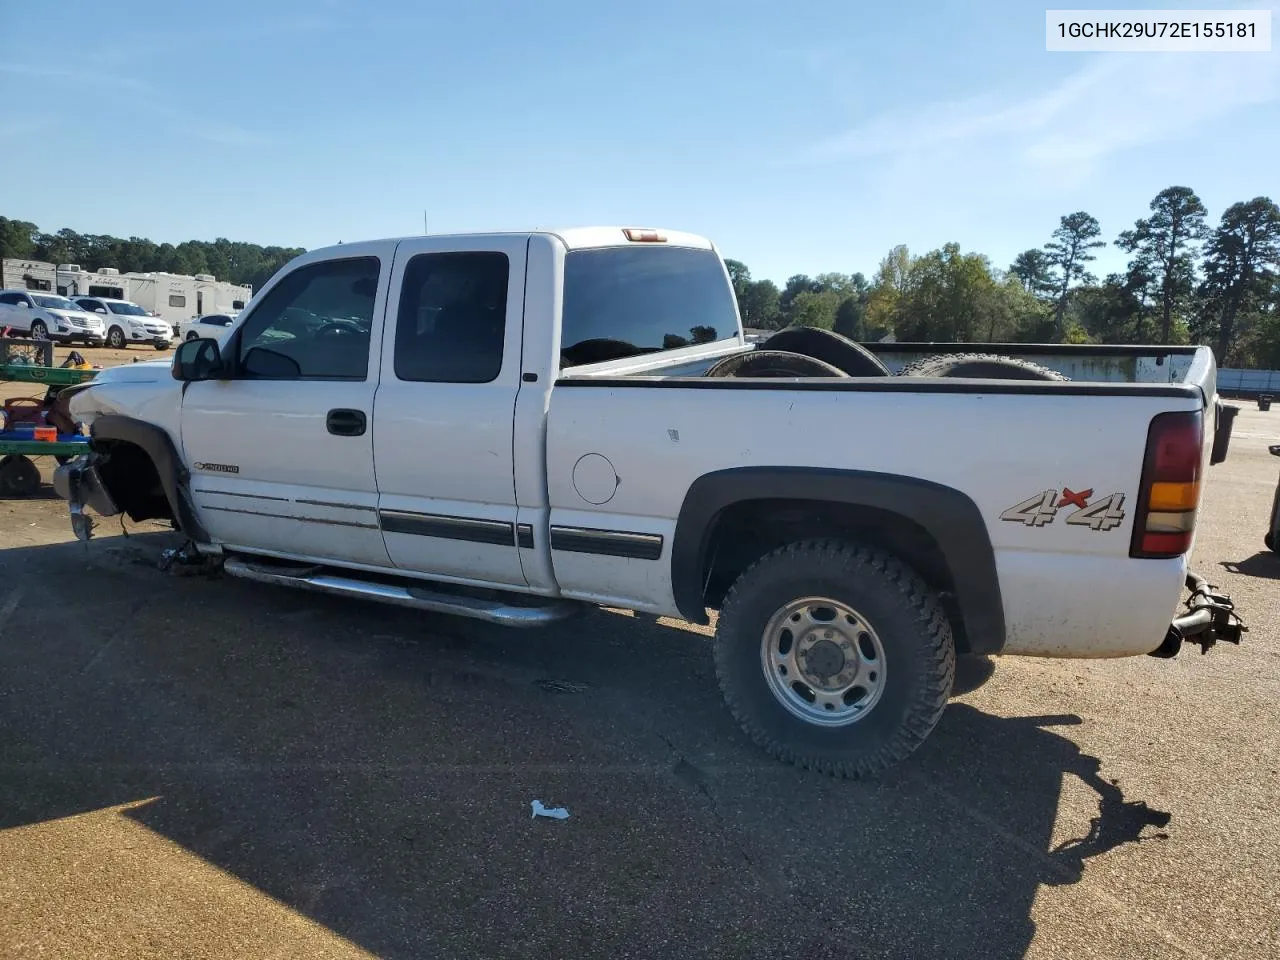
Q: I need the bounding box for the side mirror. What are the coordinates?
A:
[18,301,30,308]
[172,337,225,382]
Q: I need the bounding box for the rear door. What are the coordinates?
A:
[178,243,395,568]
[371,236,530,587]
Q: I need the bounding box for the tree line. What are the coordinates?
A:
[6,188,1280,367]
[728,186,1280,368]
[0,218,304,293]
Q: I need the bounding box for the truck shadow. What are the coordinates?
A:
[0,533,1171,960]
[1220,552,1280,580]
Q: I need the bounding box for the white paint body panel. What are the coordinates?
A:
[63,226,1220,664]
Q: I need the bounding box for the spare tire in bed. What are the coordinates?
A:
[895,353,1070,381]
[760,326,890,377]
[705,350,848,379]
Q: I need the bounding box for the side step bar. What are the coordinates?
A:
[223,557,583,628]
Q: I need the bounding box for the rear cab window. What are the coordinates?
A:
[559,245,739,368]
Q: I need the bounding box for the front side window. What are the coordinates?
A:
[393,251,509,383]
[0,293,23,305]
[235,257,380,381]
[559,246,739,367]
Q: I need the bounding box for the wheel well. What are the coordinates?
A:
[96,440,174,524]
[700,498,973,653]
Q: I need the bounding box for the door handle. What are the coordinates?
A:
[326,408,366,437]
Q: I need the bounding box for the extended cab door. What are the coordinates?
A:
[177,243,395,568]
[371,236,529,587]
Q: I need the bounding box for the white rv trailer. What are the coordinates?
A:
[1,258,56,292]
[54,264,252,328]
[122,271,252,328]
[56,265,128,301]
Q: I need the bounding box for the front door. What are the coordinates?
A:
[372,236,529,587]
[178,242,395,569]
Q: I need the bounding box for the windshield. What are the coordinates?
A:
[559,246,739,368]
[106,302,148,316]
[33,296,80,311]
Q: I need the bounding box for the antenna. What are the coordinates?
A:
[423,210,429,235]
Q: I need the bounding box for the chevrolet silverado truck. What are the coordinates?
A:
[52,226,1245,777]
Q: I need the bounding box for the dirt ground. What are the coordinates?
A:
[1,349,1277,959]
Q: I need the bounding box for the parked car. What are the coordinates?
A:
[176,313,238,342]
[52,226,1245,778]
[0,290,106,345]
[71,296,173,350]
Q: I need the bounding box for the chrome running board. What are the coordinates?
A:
[223,557,582,627]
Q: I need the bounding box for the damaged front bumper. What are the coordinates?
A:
[1149,572,1246,658]
[52,453,120,542]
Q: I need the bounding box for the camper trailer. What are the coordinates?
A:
[124,271,252,328]
[57,265,128,301]
[1,259,56,292]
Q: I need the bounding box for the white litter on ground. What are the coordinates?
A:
[531,799,570,820]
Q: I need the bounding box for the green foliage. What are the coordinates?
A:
[1116,186,1210,343]
[1043,212,1105,332]
[788,289,840,329]
[1009,248,1056,298]
[1,218,305,291]
[1196,197,1280,365]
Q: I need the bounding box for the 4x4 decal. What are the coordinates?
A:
[1001,488,1125,531]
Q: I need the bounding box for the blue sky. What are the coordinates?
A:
[1,0,1276,285]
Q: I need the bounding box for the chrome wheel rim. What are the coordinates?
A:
[760,597,887,726]
[31,322,47,340]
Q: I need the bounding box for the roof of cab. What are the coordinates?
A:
[304,227,715,262]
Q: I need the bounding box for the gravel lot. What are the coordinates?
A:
[1,350,1277,959]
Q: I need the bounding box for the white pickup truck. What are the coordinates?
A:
[53,226,1245,777]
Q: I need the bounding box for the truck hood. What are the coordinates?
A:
[86,358,174,381]
[67,358,182,434]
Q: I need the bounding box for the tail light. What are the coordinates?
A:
[1130,410,1203,558]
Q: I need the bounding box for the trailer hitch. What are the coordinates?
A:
[1150,572,1246,658]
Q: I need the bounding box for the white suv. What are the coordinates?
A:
[72,296,173,350]
[0,290,107,345]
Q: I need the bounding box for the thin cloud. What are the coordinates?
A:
[798,48,1279,176]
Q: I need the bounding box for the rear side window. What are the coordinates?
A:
[559,246,739,368]
[394,251,509,383]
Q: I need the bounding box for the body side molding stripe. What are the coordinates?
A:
[549,525,664,560]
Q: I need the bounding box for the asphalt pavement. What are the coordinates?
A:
[0,393,1277,960]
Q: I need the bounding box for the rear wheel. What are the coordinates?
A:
[713,539,955,778]
[107,326,126,350]
[896,352,1069,381]
[153,342,168,351]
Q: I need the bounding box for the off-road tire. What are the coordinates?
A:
[713,539,955,778]
[760,327,890,378]
[705,350,847,379]
[896,352,1070,381]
